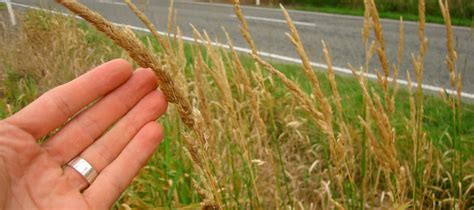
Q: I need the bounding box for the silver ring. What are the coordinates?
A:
[67,156,98,185]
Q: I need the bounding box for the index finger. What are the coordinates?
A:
[4,59,133,139]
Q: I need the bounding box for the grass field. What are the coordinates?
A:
[1,0,473,208]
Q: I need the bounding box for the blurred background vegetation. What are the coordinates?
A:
[229,0,473,25]
[283,0,472,17]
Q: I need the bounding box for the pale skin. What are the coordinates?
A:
[0,59,168,209]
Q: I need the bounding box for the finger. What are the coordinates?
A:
[83,122,164,209]
[4,59,133,139]
[65,90,167,189]
[43,69,158,164]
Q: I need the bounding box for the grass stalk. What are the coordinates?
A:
[55,0,221,208]
[439,0,463,207]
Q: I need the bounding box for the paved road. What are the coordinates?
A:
[9,0,474,98]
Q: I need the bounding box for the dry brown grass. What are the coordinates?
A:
[0,11,97,92]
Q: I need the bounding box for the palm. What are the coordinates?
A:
[0,59,168,209]
[0,127,89,209]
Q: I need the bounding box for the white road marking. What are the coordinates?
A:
[109,2,126,6]
[9,2,474,100]
[229,14,316,27]
[97,0,126,6]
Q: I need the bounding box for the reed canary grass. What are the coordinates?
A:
[13,0,466,208]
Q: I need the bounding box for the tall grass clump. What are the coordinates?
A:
[1,0,473,209]
[0,10,124,114]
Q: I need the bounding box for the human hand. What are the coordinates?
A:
[0,59,168,209]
